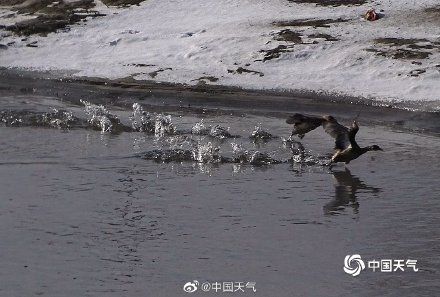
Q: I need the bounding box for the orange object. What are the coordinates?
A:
[365,9,378,21]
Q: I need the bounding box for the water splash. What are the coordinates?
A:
[231,142,244,155]
[80,99,113,133]
[80,99,130,133]
[43,108,76,129]
[140,140,282,166]
[0,110,25,126]
[248,151,281,165]
[231,142,281,165]
[282,137,326,166]
[250,125,274,141]
[130,103,154,132]
[191,119,210,135]
[193,141,223,163]
[0,109,80,129]
[138,138,226,164]
[191,121,233,139]
[154,114,176,137]
[130,103,177,136]
[209,125,233,139]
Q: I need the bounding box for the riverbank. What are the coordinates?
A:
[1,0,439,105]
[1,68,440,135]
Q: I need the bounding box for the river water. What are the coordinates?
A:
[0,94,439,297]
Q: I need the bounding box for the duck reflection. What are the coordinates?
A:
[324,168,381,215]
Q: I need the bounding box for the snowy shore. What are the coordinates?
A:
[0,0,439,108]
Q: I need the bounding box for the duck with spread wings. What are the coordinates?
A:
[286,113,383,164]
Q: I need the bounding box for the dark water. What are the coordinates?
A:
[0,95,439,297]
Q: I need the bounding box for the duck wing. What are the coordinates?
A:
[322,117,350,150]
[347,121,360,150]
[286,113,325,138]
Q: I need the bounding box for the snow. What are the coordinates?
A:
[0,0,439,106]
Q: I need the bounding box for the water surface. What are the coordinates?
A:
[0,95,439,296]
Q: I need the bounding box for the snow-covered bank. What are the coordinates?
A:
[0,0,439,107]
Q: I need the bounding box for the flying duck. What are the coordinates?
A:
[286,113,383,164]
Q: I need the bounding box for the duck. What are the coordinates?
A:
[286,113,383,164]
